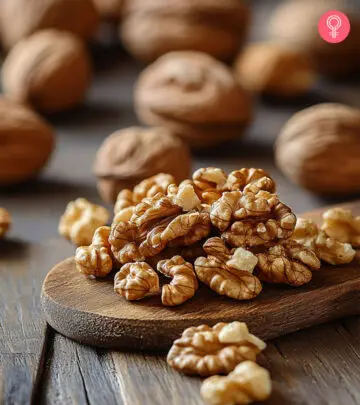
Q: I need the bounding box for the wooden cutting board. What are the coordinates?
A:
[41,202,360,350]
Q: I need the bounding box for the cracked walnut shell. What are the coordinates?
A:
[256,240,321,286]
[167,322,266,376]
[0,208,11,239]
[0,0,99,49]
[195,238,262,300]
[94,127,191,203]
[59,198,110,246]
[114,262,160,301]
[157,256,198,306]
[134,51,253,148]
[2,30,92,113]
[201,361,272,405]
[275,103,360,194]
[293,218,355,266]
[322,207,360,248]
[75,226,114,278]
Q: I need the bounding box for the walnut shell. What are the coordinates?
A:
[0,97,55,185]
[275,103,360,194]
[268,0,360,77]
[0,0,99,49]
[2,30,92,113]
[94,126,191,204]
[120,0,250,62]
[234,42,316,97]
[134,51,252,148]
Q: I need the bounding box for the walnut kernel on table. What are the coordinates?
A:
[2,30,92,114]
[167,322,266,376]
[0,97,55,186]
[0,208,11,239]
[93,127,191,204]
[59,198,110,246]
[195,238,262,301]
[0,0,99,49]
[275,103,360,194]
[234,42,315,97]
[201,361,272,405]
[120,0,250,62]
[134,51,253,148]
[292,218,356,266]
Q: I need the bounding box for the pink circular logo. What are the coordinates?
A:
[318,10,350,43]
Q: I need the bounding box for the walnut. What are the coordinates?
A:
[275,103,360,195]
[157,256,198,306]
[59,198,110,246]
[293,218,356,266]
[224,168,276,194]
[192,168,227,204]
[134,52,253,148]
[0,97,55,186]
[256,240,321,286]
[93,0,123,20]
[75,226,113,278]
[201,361,272,405]
[93,127,191,203]
[2,30,92,114]
[167,322,266,376]
[194,238,262,300]
[0,208,11,239]
[114,190,134,213]
[170,182,202,212]
[268,0,360,77]
[234,42,315,97]
[121,0,250,62]
[113,206,134,224]
[114,262,160,300]
[322,207,360,247]
[0,0,99,50]
[133,174,176,204]
[211,191,296,247]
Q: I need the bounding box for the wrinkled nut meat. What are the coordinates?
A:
[0,208,11,239]
[293,218,356,265]
[256,240,321,286]
[322,208,360,248]
[211,191,296,247]
[201,360,272,405]
[59,198,110,246]
[157,256,198,306]
[167,322,266,376]
[114,262,160,300]
[75,226,113,278]
[195,238,262,300]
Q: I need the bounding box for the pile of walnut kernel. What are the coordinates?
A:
[69,167,360,308]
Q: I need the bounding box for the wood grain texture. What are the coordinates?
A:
[41,201,360,350]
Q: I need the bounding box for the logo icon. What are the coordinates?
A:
[318,10,350,43]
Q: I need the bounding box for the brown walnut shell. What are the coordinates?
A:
[2,30,92,113]
[0,97,55,185]
[275,103,360,194]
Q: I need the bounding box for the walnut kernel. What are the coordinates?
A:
[59,198,109,246]
[167,322,266,376]
[0,208,11,239]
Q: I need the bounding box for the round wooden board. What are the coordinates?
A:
[41,256,360,350]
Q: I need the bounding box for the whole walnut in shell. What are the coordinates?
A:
[234,42,316,97]
[0,0,99,49]
[120,0,250,62]
[134,51,253,148]
[94,127,191,204]
[275,103,360,194]
[0,97,55,185]
[268,0,360,77]
[2,30,92,113]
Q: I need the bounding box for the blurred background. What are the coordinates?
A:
[1,0,360,243]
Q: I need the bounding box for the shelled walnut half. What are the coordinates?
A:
[201,361,272,405]
[293,218,356,265]
[195,238,262,300]
[0,208,11,239]
[167,322,266,376]
[59,198,110,246]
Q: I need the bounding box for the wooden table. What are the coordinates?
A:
[1,3,360,404]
